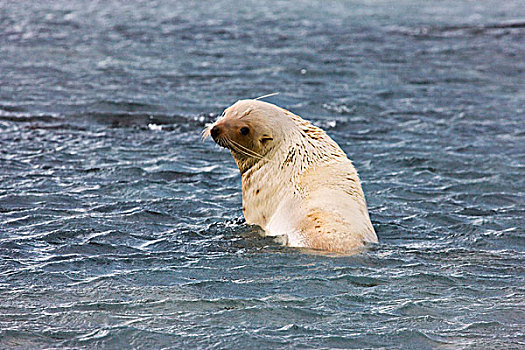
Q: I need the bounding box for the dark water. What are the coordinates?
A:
[1,1,524,349]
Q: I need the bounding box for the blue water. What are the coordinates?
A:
[1,1,524,349]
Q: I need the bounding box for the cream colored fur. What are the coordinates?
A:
[205,99,377,253]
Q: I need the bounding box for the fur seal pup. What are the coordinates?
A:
[204,99,377,253]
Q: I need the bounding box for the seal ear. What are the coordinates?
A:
[260,136,273,145]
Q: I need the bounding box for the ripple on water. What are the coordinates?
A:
[1,0,524,349]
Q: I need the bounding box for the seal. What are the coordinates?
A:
[204,99,377,253]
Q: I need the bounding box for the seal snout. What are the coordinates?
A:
[210,125,221,141]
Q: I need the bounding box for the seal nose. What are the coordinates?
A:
[210,125,221,140]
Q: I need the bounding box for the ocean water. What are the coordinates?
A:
[0,0,524,349]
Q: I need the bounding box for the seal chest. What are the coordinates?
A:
[204,99,377,253]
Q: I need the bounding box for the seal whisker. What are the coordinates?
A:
[254,92,280,100]
[225,139,275,166]
[226,139,265,161]
[201,124,212,140]
[216,136,250,157]
[228,139,277,164]
[227,139,263,158]
[222,138,244,154]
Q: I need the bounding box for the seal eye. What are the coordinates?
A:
[240,127,250,135]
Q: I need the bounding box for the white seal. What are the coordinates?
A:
[204,99,377,253]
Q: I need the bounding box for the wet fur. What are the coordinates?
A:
[205,99,377,253]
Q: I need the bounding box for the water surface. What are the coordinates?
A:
[0,1,524,349]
